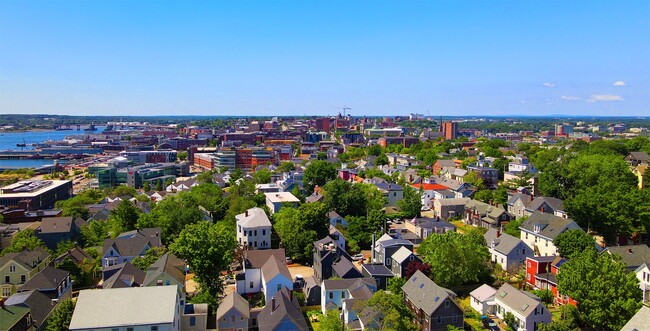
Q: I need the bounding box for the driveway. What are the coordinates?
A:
[287,264,314,280]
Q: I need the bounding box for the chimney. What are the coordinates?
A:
[0,298,4,309]
[289,290,293,301]
[271,297,276,311]
[245,210,249,217]
[371,233,376,263]
[496,230,501,238]
[489,199,493,206]
[628,248,633,254]
[541,205,545,213]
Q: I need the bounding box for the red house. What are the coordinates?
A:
[525,256,577,306]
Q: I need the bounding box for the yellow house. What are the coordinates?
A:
[143,253,186,295]
[0,247,51,297]
[633,165,648,189]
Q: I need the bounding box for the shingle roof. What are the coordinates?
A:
[257,287,309,331]
[470,284,497,302]
[20,266,68,291]
[117,228,162,247]
[243,248,286,269]
[402,270,456,316]
[519,212,580,240]
[323,278,376,295]
[103,237,151,257]
[56,245,92,264]
[38,216,80,233]
[0,247,50,271]
[236,207,272,228]
[507,193,533,207]
[484,228,525,255]
[0,304,30,330]
[216,291,250,320]
[606,245,650,269]
[362,264,393,277]
[391,246,415,264]
[102,262,146,289]
[261,255,292,281]
[628,152,650,161]
[4,290,54,328]
[437,198,471,206]
[332,258,362,278]
[144,252,186,286]
[526,197,564,213]
[495,283,542,318]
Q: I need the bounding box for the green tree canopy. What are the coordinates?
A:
[417,230,491,287]
[398,185,422,218]
[45,300,76,331]
[355,290,418,331]
[273,202,329,261]
[1,229,45,255]
[253,168,272,184]
[132,246,167,270]
[110,199,141,232]
[553,229,596,258]
[137,193,206,244]
[304,160,337,194]
[557,250,641,330]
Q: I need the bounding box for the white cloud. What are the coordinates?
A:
[561,96,582,101]
[542,82,556,87]
[613,81,627,87]
[586,94,624,102]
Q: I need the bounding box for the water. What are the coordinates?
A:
[0,159,66,169]
[0,126,106,150]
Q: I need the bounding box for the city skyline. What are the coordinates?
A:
[1,0,649,117]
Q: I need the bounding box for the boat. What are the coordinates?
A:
[16,138,27,147]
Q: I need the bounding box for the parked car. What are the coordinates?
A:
[351,254,365,261]
[482,317,499,331]
[223,275,235,284]
[285,257,293,264]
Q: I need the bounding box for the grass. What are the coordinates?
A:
[458,296,489,331]
[451,220,475,234]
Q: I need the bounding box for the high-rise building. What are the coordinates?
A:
[441,121,458,140]
[315,118,330,132]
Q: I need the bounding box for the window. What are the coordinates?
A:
[445,299,450,308]
[250,282,254,289]
[9,265,15,272]
[4,275,9,283]
[244,230,247,236]
[2,287,10,297]
[277,284,282,291]
[329,292,333,299]
[151,327,158,331]
[452,315,458,323]
[341,292,346,298]
[190,316,196,326]
[437,315,442,324]
[126,328,134,331]
[523,249,526,254]
[527,261,531,268]
[262,229,266,235]
[254,230,257,236]
[20,275,26,284]
[238,225,241,233]
[386,258,391,265]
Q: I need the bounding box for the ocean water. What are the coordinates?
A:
[0,159,66,168]
[0,126,106,151]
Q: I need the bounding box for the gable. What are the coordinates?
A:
[1,260,30,273]
[103,247,120,258]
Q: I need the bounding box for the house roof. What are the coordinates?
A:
[265,192,300,203]
[526,197,564,213]
[470,284,497,302]
[4,290,54,328]
[0,304,30,331]
[401,270,456,316]
[391,246,415,264]
[257,287,309,331]
[261,255,292,281]
[306,191,324,203]
[507,193,533,207]
[410,183,450,191]
[102,237,151,257]
[495,283,542,318]
[519,212,580,240]
[436,198,471,206]
[69,286,179,330]
[102,262,146,289]
[38,216,81,234]
[243,248,286,269]
[606,245,650,269]
[0,247,50,271]
[323,277,376,296]
[332,258,362,278]
[20,266,68,291]
[144,252,186,286]
[117,228,162,247]
[362,264,394,277]
[375,183,403,192]
[621,306,650,331]
[56,245,92,264]
[627,152,650,161]
[327,210,343,219]
[484,228,525,255]
[216,291,250,320]
[435,159,456,168]
[236,207,271,228]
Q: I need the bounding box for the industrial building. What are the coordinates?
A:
[0,180,73,211]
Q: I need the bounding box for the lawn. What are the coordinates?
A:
[451,220,475,234]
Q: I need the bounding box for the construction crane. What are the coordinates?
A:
[342,107,351,117]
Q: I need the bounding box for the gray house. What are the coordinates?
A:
[484,228,532,273]
[216,291,250,331]
[390,246,422,278]
[373,233,414,267]
[402,270,464,331]
[35,217,84,250]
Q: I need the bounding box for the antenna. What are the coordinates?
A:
[342,107,351,117]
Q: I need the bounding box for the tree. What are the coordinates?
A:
[196,171,214,184]
[504,217,525,237]
[356,290,418,331]
[277,161,295,173]
[398,185,422,218]
[1,229,45,254]
[557,250,641,330]
[367,144,383,156]
[318,309,345,331]
[45,300,76,331]
[229,168,244,185]
[473,189,493,203]
[132,246,167,270]
[417,231,491,287]
[142,181,151,191]
[177,151,188,161]
[110,199,141,232]
[304,160,337,194]
[463,171,486,190]
[376,152,389,166]
[80,220,109,248]
[553,229,596,258]
[316,151,327,160]
[504,312,517,331]
[137,193,206,244]
[273,202,329,261]
[188,183,228,221]
[404,260,431,279]
[253,168,272,184]
[155,180,163,191]
[387,277,406,295]
[537,305,581,331]
[169,221,236,302]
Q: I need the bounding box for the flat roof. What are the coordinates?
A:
[68,286,178,330]
[265,192,300,203]
[0,180,71,198]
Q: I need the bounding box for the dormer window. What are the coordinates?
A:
[533,224,541,233]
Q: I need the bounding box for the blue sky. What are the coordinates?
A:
[0,0,649,117]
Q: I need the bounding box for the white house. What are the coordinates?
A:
[329,225,346,250]
[635,263,650,304]
[484,228,533,273]
[236,207,272,249]
[265,192,300,214]
[321,278,377,324]
[69,286,181,331]
[494,283,551,331]
[519,212,582,257]
[101,237,151,270]
[236,249,293,306]
[260,255,294,306]
[470,284,497,316]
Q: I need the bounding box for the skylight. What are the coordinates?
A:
[499,291,508,298]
